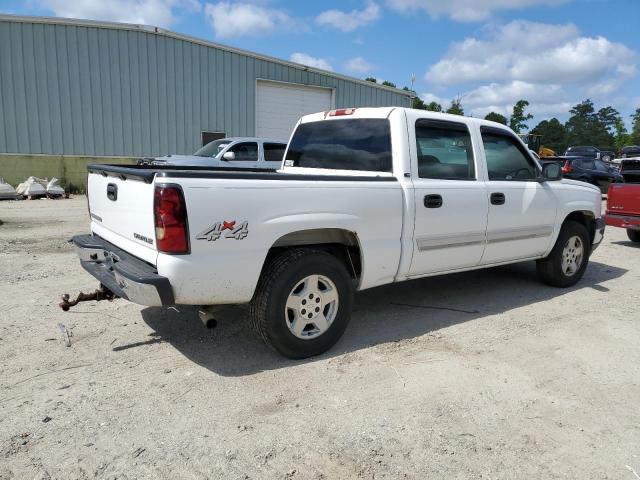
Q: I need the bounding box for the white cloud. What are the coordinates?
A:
[424,82,574,120]
[40,0,201,27]
[464,81,564,108]
[420,92,448,106]
[204,2,293,38]
[316,1,380,32]
[426,21,635,86]
[290,53,333,71]
[586,79,626,98]
[386,0,566,22]
[344,56,374,74]
[421,21,638,123]
[469,102,574,119]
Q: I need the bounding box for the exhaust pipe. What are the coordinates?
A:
[198,306,224,330]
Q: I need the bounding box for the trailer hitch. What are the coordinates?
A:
[59,285,117,311]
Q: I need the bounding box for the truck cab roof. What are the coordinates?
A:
[297,107,514,134]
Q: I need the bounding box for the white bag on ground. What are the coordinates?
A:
[16,176,47,197]
[46,178,65,197]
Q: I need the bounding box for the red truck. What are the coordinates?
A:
[606,159,640,242]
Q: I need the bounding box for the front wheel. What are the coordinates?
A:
[628,229,640,243]
[537,220,590,287]
[250,248,354,359]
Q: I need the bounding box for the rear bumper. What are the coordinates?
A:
[591,217,606,252]
[72,234,174,306]
[604,213,640,230]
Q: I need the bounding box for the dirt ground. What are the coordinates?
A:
[0,196,639,480]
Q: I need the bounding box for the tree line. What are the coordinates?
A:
[367,78,640,154]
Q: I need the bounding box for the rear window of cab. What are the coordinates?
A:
[285,119,392,172]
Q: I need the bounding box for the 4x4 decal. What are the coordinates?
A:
[196,220,249,241]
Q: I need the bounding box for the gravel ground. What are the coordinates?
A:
[0,196,639,480]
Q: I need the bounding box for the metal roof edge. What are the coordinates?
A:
[0,13,412,98]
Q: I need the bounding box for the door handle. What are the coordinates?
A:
[424,194,443,208]
[490,192,505,205]
[106,183,118,201]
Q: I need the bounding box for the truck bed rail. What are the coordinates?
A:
[87,164,397,182]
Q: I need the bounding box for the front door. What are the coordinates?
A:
[408,119,488,276]
[226,142,260,168]
[480,127,557,264]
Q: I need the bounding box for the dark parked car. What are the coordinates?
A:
[621,145,640,159]
[558,156,623,193]
[542,156,623,193]
[564,145,615,162]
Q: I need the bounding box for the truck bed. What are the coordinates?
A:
[86,163,403,305]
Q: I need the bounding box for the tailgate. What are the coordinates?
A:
[607,183,640,217]
[87,171,158,265]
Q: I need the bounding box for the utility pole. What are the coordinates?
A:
[409,73,416,108]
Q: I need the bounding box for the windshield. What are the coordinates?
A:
[193,139,232,157]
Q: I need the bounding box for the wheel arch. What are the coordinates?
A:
[562,210,596,245]
[262,228,364,285]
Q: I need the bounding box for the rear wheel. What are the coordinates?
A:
[627,229,640,243]
[537,220,590,287]
[250,248,354,359]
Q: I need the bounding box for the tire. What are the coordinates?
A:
[249,248,354,359]
[537,220,591,287]
[627,229,640,243]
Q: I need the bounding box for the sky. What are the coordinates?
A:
[1,0,639,129]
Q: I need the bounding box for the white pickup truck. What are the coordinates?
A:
[68,107,605,358]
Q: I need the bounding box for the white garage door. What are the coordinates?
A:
[256,81,333,141]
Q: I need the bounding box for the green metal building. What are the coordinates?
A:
[0,14,411,158]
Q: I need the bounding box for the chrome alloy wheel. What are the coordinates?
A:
[561,235,584,277]
[285,274,339,340]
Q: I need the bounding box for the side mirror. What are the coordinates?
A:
[222,151,235,161]
[541,162,562,181]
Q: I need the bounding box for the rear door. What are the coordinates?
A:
[593,159,616,192]
[408,118,488,276]
[480,127,557,264]
[87,171,158,264]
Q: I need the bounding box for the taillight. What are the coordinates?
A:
[154,185,189,254]
[561,161,572,174]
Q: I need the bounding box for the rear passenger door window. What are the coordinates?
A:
[481,129,539,180]
[581,158,595,170]
[594,160,609,172]
[263,143,286,162]
[415,120,475,180]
